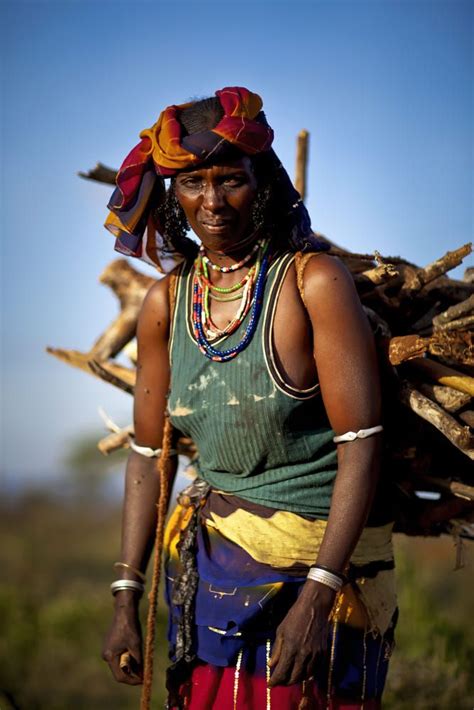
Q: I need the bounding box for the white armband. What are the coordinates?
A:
[333,425,383,444]
[129,440,177,458]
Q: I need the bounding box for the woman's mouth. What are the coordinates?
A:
[201,220,233,234]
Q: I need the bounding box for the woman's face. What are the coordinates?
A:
[174,156,258,250]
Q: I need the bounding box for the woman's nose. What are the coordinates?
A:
[202,184,225,212]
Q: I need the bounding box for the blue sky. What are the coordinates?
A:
[1,0,472,488]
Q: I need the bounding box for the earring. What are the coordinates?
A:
[251,185,271,231]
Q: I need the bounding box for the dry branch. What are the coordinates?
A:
[407,358,474,397]
[400,382,474,459]
[389,332,474,367]
[46,347,97,377]
[89,307,141,362]
[400,243,472,297]
[388,335,428,365]
[89,360,135,395]
[417,384,471,413]
[99,259,157,308]
[294,130,309,201]
[78,162,117,185]
[98,428,133,456]
[433,315,474,333]
[357,261,399,286]
[433,295,474,328]
[459,411,474,428]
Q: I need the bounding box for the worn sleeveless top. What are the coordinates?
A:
[168,250,338,519]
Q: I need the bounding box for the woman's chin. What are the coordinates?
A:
[197,225,258,253]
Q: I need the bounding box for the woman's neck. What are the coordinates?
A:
[200,229,262,267]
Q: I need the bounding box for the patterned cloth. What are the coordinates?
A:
[164,482,398,709]
[104,86,328,272]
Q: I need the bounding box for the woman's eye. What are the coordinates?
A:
[181,179,201,189]
[223,178,244,187]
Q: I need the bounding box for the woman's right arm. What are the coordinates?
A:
[102,274,178,685]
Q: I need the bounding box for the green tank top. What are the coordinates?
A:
[168,250,338,519]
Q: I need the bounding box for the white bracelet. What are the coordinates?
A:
[333,425,383,444]
[129,440,177,458]
[110,579,145,596]
[307,567,344,592]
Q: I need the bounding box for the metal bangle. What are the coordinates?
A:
[113,561,146,583]
[307,567,344,592]
[313,563,347,585]
[333,425,383,444]
[110,579,145,596]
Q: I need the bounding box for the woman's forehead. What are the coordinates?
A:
[176,156,254,178]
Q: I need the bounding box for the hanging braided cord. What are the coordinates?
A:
[140,273,178,710]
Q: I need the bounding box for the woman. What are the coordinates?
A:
[102,87,397,709]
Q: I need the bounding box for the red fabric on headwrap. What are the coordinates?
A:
[212,87,273,154]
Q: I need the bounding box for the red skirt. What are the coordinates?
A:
[177,661,381,709]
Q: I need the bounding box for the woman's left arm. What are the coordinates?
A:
[269,253,382,687]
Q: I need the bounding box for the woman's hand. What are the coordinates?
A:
[102,592,143,685]
[269,580,336,687]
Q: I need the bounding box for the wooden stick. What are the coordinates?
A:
[89,307,140,362]
[400,243,472,296]
[389,335,428,365]
[459,411,474,428]
[88,360,136,394]
[78,162,117,185]
[99,259,157,309]
[432,295,474,328]
[407,358,474,397]
[433,314,474,333]
[294,130,309,200]
[387,331,472,366]
[46,347,97,377]
[428,331,474,367]
[417,383,471,413]
[98,428,133,456]
[357,257,399,286]
[399,382,474,459]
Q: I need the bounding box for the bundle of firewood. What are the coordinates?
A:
[47,154,473,542]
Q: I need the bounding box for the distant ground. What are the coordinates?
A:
[1,492,473,709]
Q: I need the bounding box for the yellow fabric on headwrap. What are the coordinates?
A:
[139,102,199,174]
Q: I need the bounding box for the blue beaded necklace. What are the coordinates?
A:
[191,242,270,362]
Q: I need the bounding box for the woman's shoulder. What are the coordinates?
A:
[138,262,185,327]
[293,251,356,311]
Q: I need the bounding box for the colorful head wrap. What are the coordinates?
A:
[105,86,328,271]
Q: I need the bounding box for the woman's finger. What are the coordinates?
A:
[268,635,283,667]
[269,647,295,687]
[286,656,310,687]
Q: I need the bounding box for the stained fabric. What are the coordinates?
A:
[164,484,397,709]
[168,251,339,518]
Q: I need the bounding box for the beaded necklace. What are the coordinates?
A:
[191,240,270,362]
[201,260,257,339]
[197,264,252,295]
[200,239,262,273]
